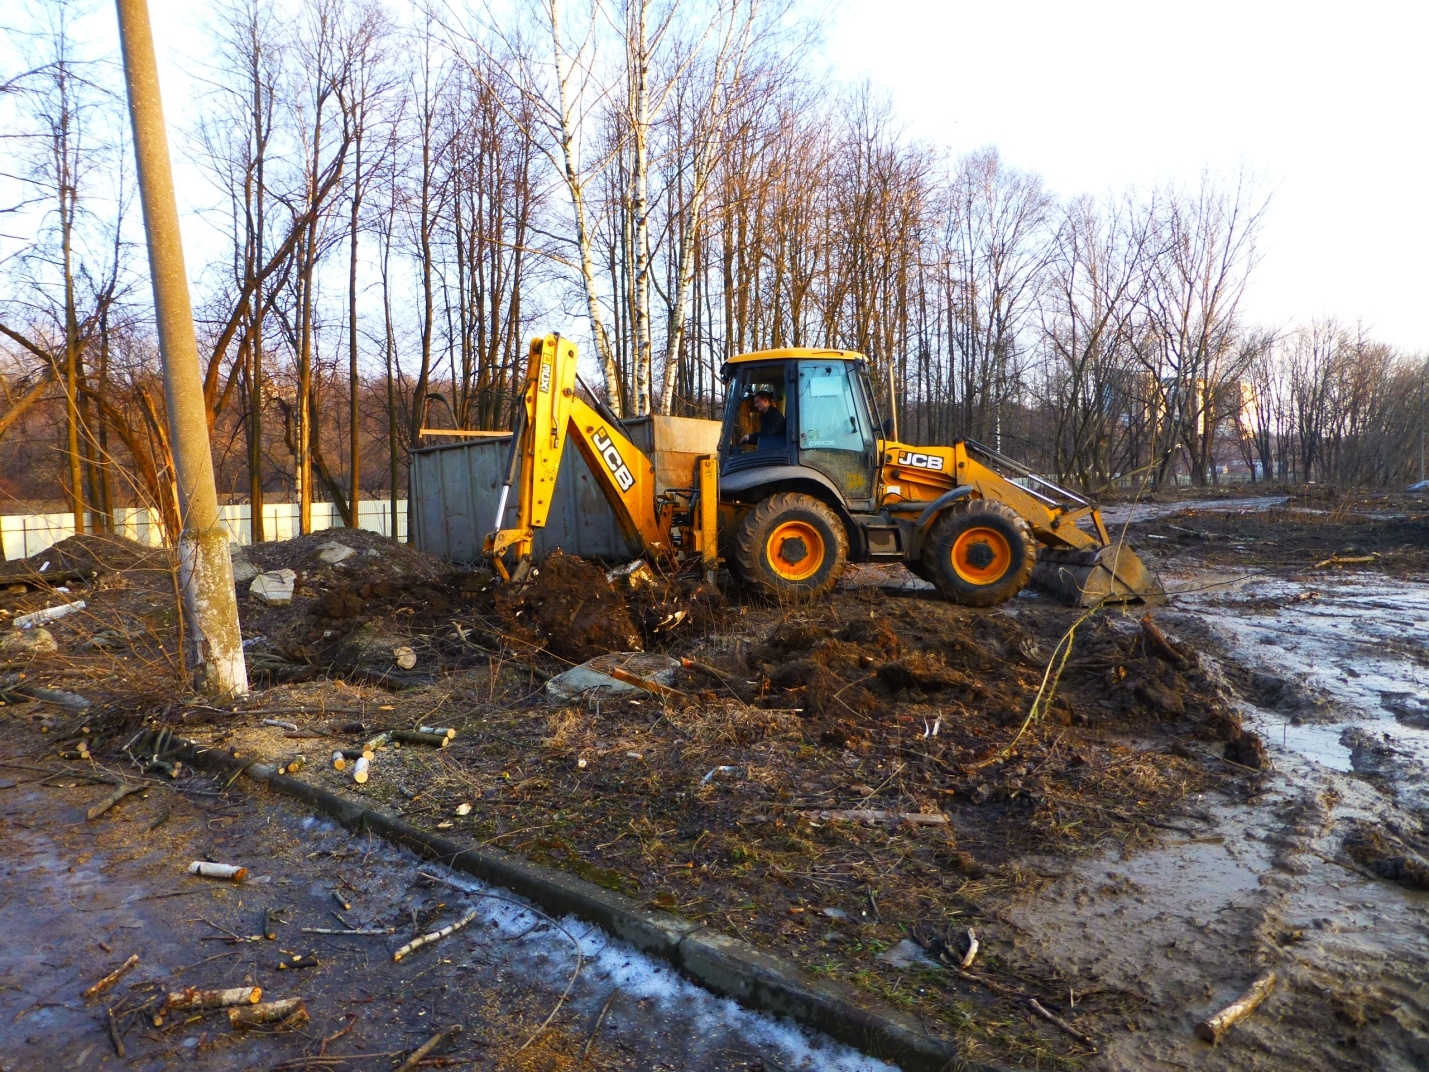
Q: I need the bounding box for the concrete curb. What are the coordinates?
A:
[177,742,979,1072]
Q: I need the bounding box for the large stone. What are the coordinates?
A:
[250,569,297,606]
[546,652,680,704]
[316,541,355,565]
[230,545,259,584]
[875,939,939,969]
[0,627,58,657]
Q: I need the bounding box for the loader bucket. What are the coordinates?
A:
[1031,544,1166,607]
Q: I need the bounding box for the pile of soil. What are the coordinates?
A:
[493,552,643,661]
[235,532,470,683]
[240,528,447,589]
[0,533,168,581]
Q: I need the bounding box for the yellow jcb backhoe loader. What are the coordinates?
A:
[485,335,1163,608]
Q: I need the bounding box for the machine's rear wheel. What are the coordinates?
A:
[922,499,1036,607]
[734,492,848,600]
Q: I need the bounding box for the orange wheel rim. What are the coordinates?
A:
[951,526,1012,585]
[766,520,825,581]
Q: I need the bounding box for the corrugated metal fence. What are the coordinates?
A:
[407,415,724,565]
[409,429,650,564]
[0,500,408,561]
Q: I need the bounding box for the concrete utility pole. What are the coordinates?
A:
[114,0,248,699]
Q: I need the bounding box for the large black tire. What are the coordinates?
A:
[921,498,1036,607]
[904,559,935,583]
[734,492,849,600]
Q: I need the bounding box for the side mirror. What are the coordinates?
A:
[881,417,895,438]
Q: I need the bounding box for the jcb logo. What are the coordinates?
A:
[538,362,553,393]
[593,429,635,492]
[897,451,944,471]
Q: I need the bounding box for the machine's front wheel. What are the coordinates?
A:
[734,492,848,600]
[922,499,1036,607]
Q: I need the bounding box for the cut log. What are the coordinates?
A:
[393,1024,462,1072]
[419,726,456,741]
[229,997,307,1029]
[87,784,144,821]
[155,985,261,1024]
[391,730,449,748]
[1195,970,1277,1044]
[82,954,139,998]
[277,956,318,970]
[352,756,370,784]
[392,908,479,962]
[189,861,248,882]
[1311,554,1376,569]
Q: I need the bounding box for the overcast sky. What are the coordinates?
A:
[823,0,1429,351]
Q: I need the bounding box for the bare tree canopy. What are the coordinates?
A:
[1,0,1426,538]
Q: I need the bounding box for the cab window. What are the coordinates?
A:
[720,365,787,453]
[796,361,875,504]
[796,363,869,452]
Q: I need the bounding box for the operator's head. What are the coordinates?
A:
[753,390,774,413]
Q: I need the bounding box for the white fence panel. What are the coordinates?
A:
[1,501,408,561]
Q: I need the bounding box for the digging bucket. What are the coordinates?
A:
[1031,544,1166,607]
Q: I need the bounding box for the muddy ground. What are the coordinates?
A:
[1,488,1428,1070]
[0,726,892,1072]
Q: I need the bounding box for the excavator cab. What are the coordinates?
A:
[719,352,879,510]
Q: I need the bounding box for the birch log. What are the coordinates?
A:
[1195,971,1277,1044]
[392,909,478,961]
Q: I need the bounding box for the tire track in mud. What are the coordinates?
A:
[986,613,1429,1072]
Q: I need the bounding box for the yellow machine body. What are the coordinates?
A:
[484,335,718,580]
[488,338,1161,608]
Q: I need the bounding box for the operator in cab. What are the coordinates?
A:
[740,390,786,449]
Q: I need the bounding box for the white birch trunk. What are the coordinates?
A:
[550,0,622,415]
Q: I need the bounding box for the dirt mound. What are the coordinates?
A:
[748,607,1030,723]
[232,532,463,682]
[494,552,642,661]
[0,533,167,580]
[241,529,447,589]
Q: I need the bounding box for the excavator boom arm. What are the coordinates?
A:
[485,335,677,572]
